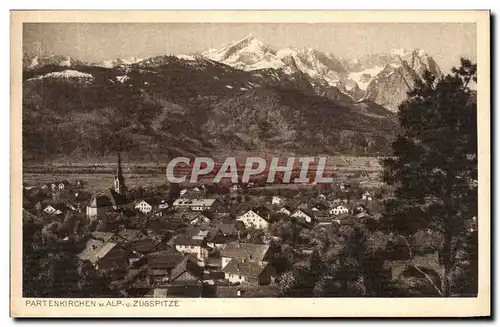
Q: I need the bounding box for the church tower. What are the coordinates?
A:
[114,152,127,195]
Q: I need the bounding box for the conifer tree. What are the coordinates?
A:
[381,58,478,296]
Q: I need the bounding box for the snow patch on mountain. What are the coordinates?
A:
[95,57,143,68]
[176,54,196,61]
[348,66,384,91]
[28,70,94,83]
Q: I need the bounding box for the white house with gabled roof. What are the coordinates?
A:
[237,210,269,230]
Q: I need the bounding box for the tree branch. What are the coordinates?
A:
[400,235,443,296]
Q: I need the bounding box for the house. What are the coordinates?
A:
[158,200,169,209]
[94,219,121,233]
[23,185,37,191]
[50,181,69,191]
[186,212,211,226]
[190,226,227,249]
[291,209,313,224]
[135,199,154,214]
[222,259,273,285]
[353,203,368,214]
[170,212,210,225]
[276,206,292,216]
[339,182,351,192]
[219,242,270,269]
[315,215,335,226]
[172,199,219,212]
[86,188,128,220]
[180,189,188,197]
[362,191,373,201]
[210,217,247,239]
[126,238,168,255]
[145,219,181,241]
[77,239,128,270]
[113,229,148,244]
[165,256,204,297]
[271,196,284,205]
[236,210,269,230]
[135,198,166,214]
[43,203,71,216]
[355,212,371,220]
[318,193,327,201]
[170,235,209,262]
[146,248,185,287]
[211,221,245,239]
[330,205,349,216]
[230,184,239,192]
[187,225,223,249]
[152,207,170,218]
[91,231,115,243]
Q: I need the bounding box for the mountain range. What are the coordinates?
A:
[200,34,442,111]
[22,35,444,162]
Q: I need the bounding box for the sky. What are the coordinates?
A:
[23,23,477,74]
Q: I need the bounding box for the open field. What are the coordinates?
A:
[23,172,169,193]
[23,155,383,172]
[22,155,385,193]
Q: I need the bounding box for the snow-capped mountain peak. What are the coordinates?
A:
[23,54,84,70]
[202,34,283,71]
[200,37,446,106]
[93,56,143,68]
[276,47,347,87]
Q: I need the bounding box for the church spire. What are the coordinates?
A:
[114,152,126,195]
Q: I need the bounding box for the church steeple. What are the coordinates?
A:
[114,152,126,195]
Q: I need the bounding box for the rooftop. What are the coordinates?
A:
[77,239,118,264]
[170,257,204,281]
[220,242,270,261]
[222,258,269,278]
[171,234,206,247]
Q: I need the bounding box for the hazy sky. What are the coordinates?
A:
[23,23,477,74]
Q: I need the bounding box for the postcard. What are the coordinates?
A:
[10,10,490,318]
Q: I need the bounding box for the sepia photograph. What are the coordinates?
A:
[10,10,490,317]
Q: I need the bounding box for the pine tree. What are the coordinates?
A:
[381,58,478,297]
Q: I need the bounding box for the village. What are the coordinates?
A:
[22,154,395,298]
